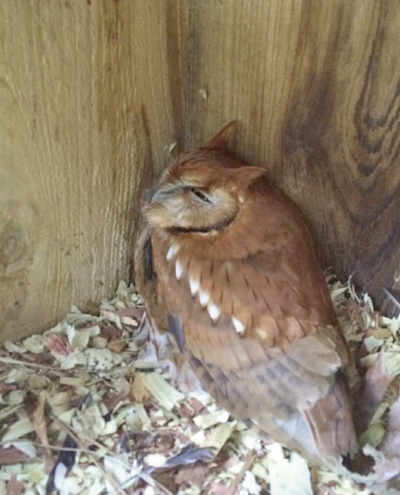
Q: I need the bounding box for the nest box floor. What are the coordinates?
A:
[1,278,400,495]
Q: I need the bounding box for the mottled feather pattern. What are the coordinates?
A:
[135,123,358,470]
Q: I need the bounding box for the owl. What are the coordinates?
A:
[134,123,358,470]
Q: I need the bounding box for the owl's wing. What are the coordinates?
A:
[155,238,356,462]
[134,224,169,334]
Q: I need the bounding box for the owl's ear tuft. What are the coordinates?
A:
[231,166,265,186]
[204,121,237,150]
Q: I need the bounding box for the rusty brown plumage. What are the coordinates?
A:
[135,123,358,470]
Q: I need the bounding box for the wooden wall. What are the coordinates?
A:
[1,0,399,342]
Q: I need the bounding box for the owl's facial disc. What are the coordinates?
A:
[144,180,239,233]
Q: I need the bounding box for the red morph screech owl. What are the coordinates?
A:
[134,123,358,471]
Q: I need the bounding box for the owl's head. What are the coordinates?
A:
[144,123,265,233]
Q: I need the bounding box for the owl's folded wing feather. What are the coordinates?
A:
[155,237,357,463]
[134,225,169,333]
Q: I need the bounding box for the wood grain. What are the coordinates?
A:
[0,0,187,341]
[1,0,399,342]
[184,0,400,314]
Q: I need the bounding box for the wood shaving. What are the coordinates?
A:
[1,278,400,494]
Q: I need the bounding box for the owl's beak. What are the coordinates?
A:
[143,188,153,202]
[150,184,182,203]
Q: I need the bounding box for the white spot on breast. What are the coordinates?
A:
[189,275,200,296]
[166,244,179,260]
[199,288,210,307]
[207,303,221,322]
[175,259,183,280]
[232,317,245,334]
[255,327,273,344]
[255,327,268,339]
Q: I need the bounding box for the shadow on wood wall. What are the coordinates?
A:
[1,0,399,341]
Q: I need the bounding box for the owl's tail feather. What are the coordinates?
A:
[270,374,359,470]
[303,375,358,467]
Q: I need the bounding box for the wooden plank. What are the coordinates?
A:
[184,0,400,314]
[1,0,400,343]
[0,0,188,341]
